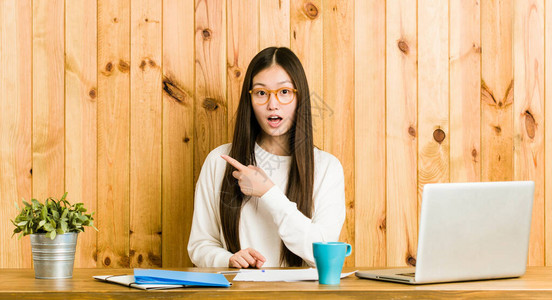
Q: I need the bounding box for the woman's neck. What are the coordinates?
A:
[257,134,290,156]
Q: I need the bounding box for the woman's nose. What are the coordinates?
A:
[266,93,279,110]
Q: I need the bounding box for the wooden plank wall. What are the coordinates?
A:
[1,0,552,268]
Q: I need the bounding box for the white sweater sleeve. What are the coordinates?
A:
[257,155,346,266]
[187,150,233,267]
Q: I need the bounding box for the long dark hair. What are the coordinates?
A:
[219,47,314,267]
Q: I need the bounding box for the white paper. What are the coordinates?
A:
[93,275,184,290]
[232,268,357,282]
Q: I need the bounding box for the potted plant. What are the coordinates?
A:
[11,192,97,279]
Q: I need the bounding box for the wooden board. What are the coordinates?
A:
[259,0,290,49]
[323,0,355,267]
[546,0,552,266]
[417,0,450,218]
[291,0,324,149]
[194,0,227,183]
[0,0,32,268]
[32,0,64,201]
[129,0,162,268]
[162,0,195,267]
[97,0,131,268]
[65,0,98,268]
[481,0,514,182]
[8,267,552,299]
[449,0,481,183]
[513,0,545,266]
[227,0,259,141]
[353,0,386,267]
[386,0,418,267]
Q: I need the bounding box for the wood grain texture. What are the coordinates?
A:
[513,0,545,266]
[162,0,195,267]
[6,267,552,299]
[481,0,514,182]
[0,0,32,268]
[65,0,98,268]
[6,0,552,270]
[386,0,418,267]
[546,0,552,266]
[449,0,481,183]
[32,0,64,200]
[417,0,450,217]
[97,0,131,268]
[227,0,258,141]
[354,0,386,267]
[259,0,290,49]
[323,0,355,267]
[129,0,162,268]
[194,0,227,183]
[291,0,324,150]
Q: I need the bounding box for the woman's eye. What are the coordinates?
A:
[281,89,290,94]
[258,90,266,96]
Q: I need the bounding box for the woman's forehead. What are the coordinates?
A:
[252,65,293,86]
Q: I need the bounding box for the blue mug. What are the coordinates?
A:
[313,242,352,285]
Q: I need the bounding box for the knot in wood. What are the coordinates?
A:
[203,98,219,111]
[433,128,446,143]
[118,60,130,73]
[525,110,536,139]
[105,62,113,73]
[398,40,409,54]
[89,88,97,99]
[379,218,386,231]
[304,2,319,19]
[163,77,187,104]
[202,29,212,40]
[408,126,416,137]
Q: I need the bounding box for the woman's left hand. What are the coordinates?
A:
[221,155,275,198]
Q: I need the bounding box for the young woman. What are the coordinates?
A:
[187,47,345,268]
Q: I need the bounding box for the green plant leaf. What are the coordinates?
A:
[43,223,54,232]
[31,199,40,210]
[46,230,56,240]
[11,192,97,238]
[60,221,68,233]
[61,208,68,220]
[37,219,46,230]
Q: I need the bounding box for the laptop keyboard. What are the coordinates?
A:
[397,272,415,277]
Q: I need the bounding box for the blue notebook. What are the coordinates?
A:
[134,269,231,287]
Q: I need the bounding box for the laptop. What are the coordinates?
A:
[356,181,535,284]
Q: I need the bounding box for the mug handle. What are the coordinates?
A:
[345,244,352,257]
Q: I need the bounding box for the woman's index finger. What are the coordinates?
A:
[221,154,246,171]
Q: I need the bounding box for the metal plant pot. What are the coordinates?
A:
[30,232,78,279]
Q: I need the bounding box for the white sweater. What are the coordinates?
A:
[187,143,346,267]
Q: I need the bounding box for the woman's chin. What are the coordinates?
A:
[261,127,290,139]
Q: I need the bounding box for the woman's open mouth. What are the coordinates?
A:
[267,116,283,128]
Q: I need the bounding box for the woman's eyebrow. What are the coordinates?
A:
[252,81,292,87]
[278,80,292,84]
